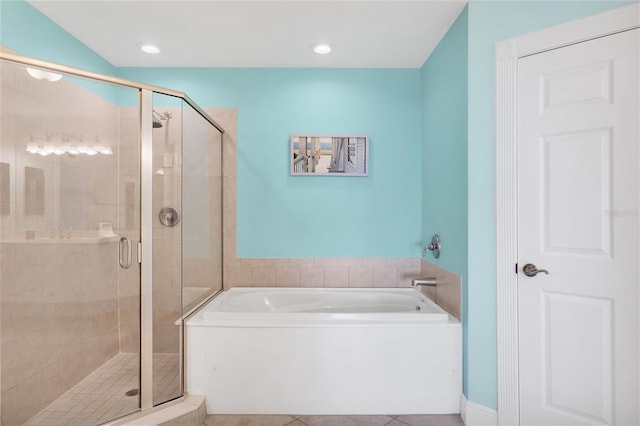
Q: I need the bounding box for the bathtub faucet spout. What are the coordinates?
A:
[411,277,437,287]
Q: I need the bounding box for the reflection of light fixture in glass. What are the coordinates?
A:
[312,43,333,55]
[26,144,39,154]
[26,67,63,82]
[25,134,113,157]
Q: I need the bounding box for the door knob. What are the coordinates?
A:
[522,263,549,277]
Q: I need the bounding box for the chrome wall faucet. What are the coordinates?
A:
[411,277,437,287]
[422,234,441,259]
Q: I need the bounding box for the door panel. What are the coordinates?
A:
[541,60,613,111]
[543,292,613,423]
[517,29,639,426]
[543,129,612,255]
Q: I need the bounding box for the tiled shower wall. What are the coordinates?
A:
[0,60,125,425]
[213,107,461,320]
[150,105,182,354]
[121,102,224,354]
[116,107,141,355]
[181,107,226,303]
[0,242,120,425]
[150,104,225,353]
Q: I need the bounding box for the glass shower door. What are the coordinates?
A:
[150,93,183,405]
[0,60,142,425]
[149,95,224,407]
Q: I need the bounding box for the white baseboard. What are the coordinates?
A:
[460,395,498,426]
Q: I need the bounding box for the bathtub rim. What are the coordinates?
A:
[186,287,460,328]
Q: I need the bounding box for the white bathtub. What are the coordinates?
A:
[186,287,461,415]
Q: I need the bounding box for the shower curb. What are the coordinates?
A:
[109,394,206,426]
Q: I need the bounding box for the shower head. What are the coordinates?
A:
[152,110,172,129]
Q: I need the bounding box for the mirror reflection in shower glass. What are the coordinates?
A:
[24,166,44,215]
[0,163,9,215]
[0,59,142,426]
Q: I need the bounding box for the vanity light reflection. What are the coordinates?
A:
[25,135,113,156]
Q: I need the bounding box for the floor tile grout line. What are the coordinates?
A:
[387,419,412,426]
[286,417,307,426]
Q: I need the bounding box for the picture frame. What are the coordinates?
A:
[290,134,369,176]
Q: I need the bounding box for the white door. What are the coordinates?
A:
[517,28,639,425]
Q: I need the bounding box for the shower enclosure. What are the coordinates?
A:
[0,51,224,425]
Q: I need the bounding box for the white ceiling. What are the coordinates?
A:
[27,0,467,68]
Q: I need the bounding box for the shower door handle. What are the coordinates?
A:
[119,237,132,269]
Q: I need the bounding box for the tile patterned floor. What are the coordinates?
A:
[24,353,180,426]
[21,353,462,426]
[204,414,464,426]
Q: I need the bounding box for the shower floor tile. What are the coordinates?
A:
[24,353,180,426]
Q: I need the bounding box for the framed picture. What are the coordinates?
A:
[290,134,368,176]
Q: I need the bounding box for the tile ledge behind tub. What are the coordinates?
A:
[222,257,461,320]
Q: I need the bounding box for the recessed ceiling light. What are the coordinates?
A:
[312,43,332,55]
[140,44,160,54]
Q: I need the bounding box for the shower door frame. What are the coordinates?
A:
[0,50,225,417]
[140,89,154,410]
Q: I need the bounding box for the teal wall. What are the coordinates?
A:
[0,0,114,75]
[465,0,636,410]
[119,68,423,258]
[0,0,121,102]
[420,5,469,396]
